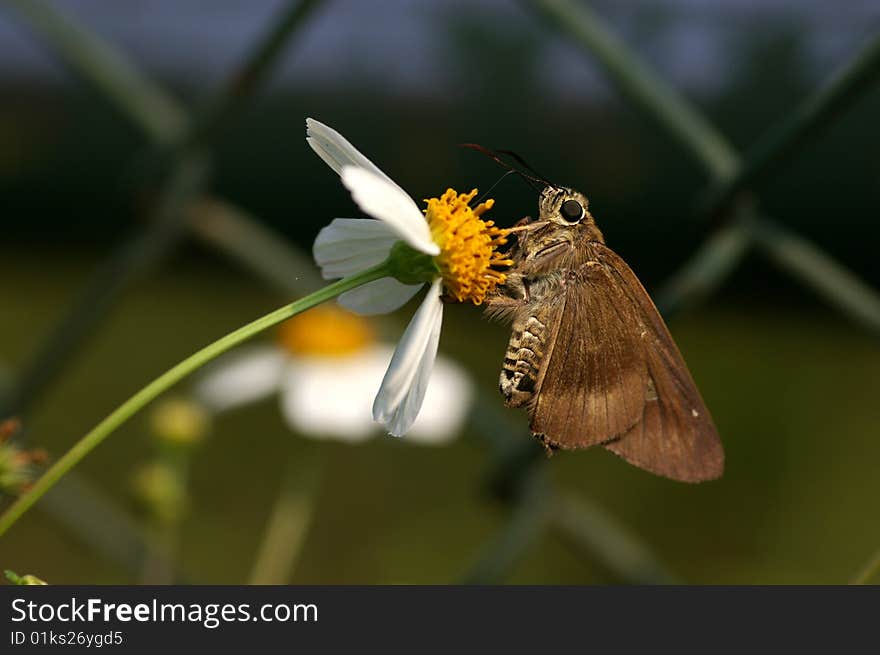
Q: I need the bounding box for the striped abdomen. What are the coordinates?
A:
[500,313,551,407]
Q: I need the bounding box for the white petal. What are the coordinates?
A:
[372,280,444,436]
[407,355,473,445]
[275,345,470,446]
[313,218,397,279]
[193,346,287,412]
[338,277,422,315]
[306,118,400,191]
[279,353,390,443]
[340,167,439,255]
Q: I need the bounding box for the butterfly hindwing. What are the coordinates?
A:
[595,245,724,481]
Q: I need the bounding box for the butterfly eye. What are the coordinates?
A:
[559,199,584,223]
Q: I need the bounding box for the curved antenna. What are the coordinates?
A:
[474,169,519,205]
[496,149,555,188]
[459,143,547,193]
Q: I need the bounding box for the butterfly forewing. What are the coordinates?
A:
[527,260,648,448]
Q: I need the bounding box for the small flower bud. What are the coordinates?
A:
[150,398,210,449]
[131,461,189,526]
[5,570,48,585]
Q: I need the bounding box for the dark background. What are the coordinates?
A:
[1,0,879,584]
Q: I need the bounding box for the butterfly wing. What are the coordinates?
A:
[594,245,724,482]
[526,258,649,448]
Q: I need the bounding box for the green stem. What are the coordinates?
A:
[0,262,391,537]
[1,153,210,418]
[248,446,325,584]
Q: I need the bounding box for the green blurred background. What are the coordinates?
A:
[1,0,879,584]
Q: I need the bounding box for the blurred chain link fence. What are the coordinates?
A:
[2,0,878,584]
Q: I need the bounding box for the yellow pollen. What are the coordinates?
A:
[277,305,374,357]
[425,188,512,304]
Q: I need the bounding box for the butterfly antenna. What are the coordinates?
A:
[496,150,556,188]
[459,143,546,193]
[474,170,518,204]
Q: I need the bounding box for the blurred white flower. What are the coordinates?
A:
[194,306,472,444]
[307,118,509,435]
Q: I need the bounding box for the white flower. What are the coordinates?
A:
[307,118,509,436]
[193,307,472,444]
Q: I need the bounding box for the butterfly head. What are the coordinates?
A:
[538,186,593,227]
[505,186,603,270]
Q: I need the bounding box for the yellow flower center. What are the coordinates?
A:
[277,305,374,357]
[425,188,512,304]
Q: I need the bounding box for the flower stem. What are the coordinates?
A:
[0,262,391,537]
[248,446,325,584]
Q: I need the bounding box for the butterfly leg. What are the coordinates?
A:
[484,272,530,322]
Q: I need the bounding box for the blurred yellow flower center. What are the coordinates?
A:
[425,188,512,304]
[278,305,374,356]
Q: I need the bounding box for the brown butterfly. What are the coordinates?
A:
[483,172,724,482]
